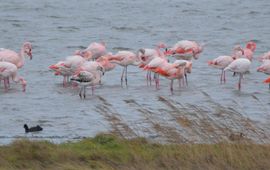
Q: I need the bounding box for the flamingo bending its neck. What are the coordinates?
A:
[224,58,251,90]
[0,61,26,92]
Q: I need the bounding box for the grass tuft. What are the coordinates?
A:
[0,134,270,169]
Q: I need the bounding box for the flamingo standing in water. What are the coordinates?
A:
[75,42,106,61]
[165,40,203,60]
[137,44,166,86]
[257,60,270,88]
[108,51,140,86]
[0,61,26,92]
[49,55,85,87]
[0,42,33,68]
[224,58,251,90]
[208,55,234,83]
[96,54,116,72]
[143,57,168,89]
[71,67,104,99]
[145,59,187,93]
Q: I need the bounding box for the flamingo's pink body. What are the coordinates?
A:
[257,60,270,75]
[75,42,106,60]
[49,55,85,86]
[0,61,26,92]
[108,51,140,86]
[224,58,251,90]
[208,55,234,83]
[96,55,116,72]
[144,59,187,92]
[137,47,167,86]
[233,41,256,61]
[258,51,270,62]
[0,42,32,68]
[165,40,203,60]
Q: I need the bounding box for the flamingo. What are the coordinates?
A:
[224,58,251,90]
[232,41,256,61]
[108,51,140,86]
[137,45,166,86]
[96,54,116,72]
[165,40,203,60]
[49,55,85,87]
[75,42,106,61]
[263,77,270,88]
[144,59,186,93]
[0,61,26,92]
[71,69,103,99]
[258,51,270,62]
[143,57,168,89]
[257,60,270,88]
[0,42,32,68]
[208,55,234,83]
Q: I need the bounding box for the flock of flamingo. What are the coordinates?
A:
[1,40,270,98]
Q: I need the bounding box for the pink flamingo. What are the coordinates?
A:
[0,61,26,92]
[224,58,251,90]
[143,57,168,89]
[108,51,140,86]
[75,42,106,61]
[137,45,167,86]
[208,55,234,83]
[258,51,270,62]
[49,55,85,87]
[165,40,203,60]
[144,59,187,92]
[96,54,116,72]
[233,41,256,61]
[263,77,270,88]
[257,60,270,89]
[0,42,32,68]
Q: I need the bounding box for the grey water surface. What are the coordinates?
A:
[1,0,270,144]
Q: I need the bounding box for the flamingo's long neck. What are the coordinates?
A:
[19,45,26,65]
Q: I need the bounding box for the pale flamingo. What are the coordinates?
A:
[0,61,26,92]
[108,51,140,86]
[49,55,85,87]
[71,69,103,99]
[75,61,105,78]
[208,55,234,83]
[75,42,106,60]
[165,40,203,60]
[224,58,251,90]
[0,42,32,68]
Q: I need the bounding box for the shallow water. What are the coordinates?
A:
[1,0,270,144]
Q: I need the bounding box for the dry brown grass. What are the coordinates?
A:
[0,134,270,170]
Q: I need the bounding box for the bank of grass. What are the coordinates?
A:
[0,134,270,170]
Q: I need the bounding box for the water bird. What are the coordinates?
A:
[23,124,43,133]
[0,42,32,68]
[224,58,251,90]
[208,55,234,83]
[108,51,140,86]
[0,61,27,92]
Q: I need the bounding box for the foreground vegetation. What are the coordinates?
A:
[0,134,270,170]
